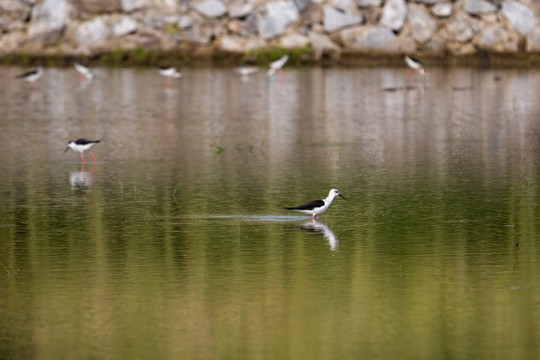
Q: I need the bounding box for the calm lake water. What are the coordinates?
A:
[1,65,540,359]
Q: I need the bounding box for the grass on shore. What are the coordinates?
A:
[3,46,540,68]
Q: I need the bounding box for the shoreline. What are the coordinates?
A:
[4,49,540,68]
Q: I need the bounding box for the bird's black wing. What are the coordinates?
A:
[15,69,37,79]
[284,199,324,211]
[404,54,421,63]
[75,138,101,145]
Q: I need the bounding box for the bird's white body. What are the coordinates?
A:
[299,219,339,250]
[267,55,289,77]
[285,188,346,218]
[403,55,425,75]
[18,67,43,83]
[67,141,98,153]
[235,66,259,76]
[74,62,94,80]
[158,67,182,78]
[64,139,101,163]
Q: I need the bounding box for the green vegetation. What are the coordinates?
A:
[3,47,540,68]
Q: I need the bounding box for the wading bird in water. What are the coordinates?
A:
[403,55,425,86]
[15,66,43,89]
[284,188,347,219]
[64,139,101,164]
[73,61,94,81]
[267,55,289,77]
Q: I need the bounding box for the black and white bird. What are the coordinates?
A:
[284,188,347,219]
[235,66,259,77]
[73,61,94,80]
[64,139,101,164]
[15,66,43,88]
[157,66,182,79]
[403,55,425,76]
[267,55,289,77]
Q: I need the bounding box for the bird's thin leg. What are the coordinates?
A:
[80,152,85,164]
[90,151,97,163]
[405,69,411,86]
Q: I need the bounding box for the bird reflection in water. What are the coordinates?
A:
[70,163,95,188]
[298,219,339,251]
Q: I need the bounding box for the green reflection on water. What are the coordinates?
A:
[0,68,540,359]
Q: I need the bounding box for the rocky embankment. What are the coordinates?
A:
[1,0,540,64]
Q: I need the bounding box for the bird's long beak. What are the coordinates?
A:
[339,194,347,200]
[64,146,69,153]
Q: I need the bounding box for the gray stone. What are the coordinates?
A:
[183,22,224,44]
[177,16,194,29]
[294,0,312,12]
[237,13,257,36]
[258,1,299,40]
[350,26,399,52]
[245,37,267,50]
[324,7,363,33]
[280,33,309,48]
[220,35,244,52]
[502,1,538,36]
[195,0,228,19]
[0,0,30,21]
[413,0,445,4]
[446,12,475,43]
[121,0,147,12]
[407,6,436,43]
[229,3,252,18]
[380,0,407,31]
[464,0,498,15]
[333,0,355,11]
[76,17,110,48]
[76,0,122,13]
[431,3,452,18]
[526,26,540,52]
[28,0,70,46]
[357,0,382,8]
[475,24,507,49]
[309,31,340,59]
[0,31,26,54]
[112,16,137,37]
